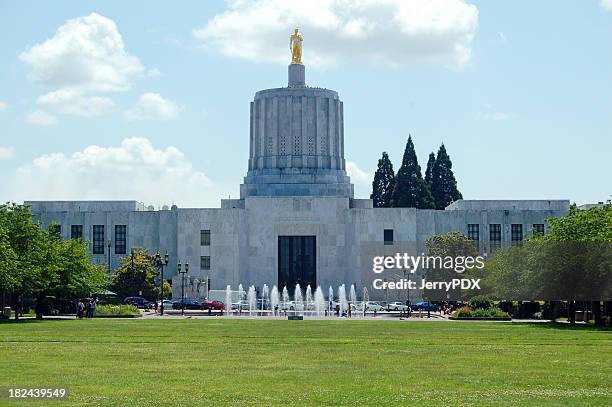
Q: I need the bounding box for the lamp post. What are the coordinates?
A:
[178,262,189,316]
[107,239,112,281]
[154,251,169,315]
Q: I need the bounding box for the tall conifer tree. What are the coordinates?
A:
[424,152,436,188]
[370,152,395,208]
[431,144,463,209]
[391,136,435,209]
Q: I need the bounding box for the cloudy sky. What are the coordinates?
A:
[0,0,611,208]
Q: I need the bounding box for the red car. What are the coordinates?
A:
[201,300,225,311]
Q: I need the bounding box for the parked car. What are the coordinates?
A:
[231,300,250,310]
[386,301,409,312]
[413,301,438,312]
[172,299,201,310]
[355,301,385,312]
[201,300,225,311]
[156,300,175,310]
[124,297,153,309]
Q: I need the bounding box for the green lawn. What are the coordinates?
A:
[0,319,610,406]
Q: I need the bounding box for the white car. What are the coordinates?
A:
[387,301,409,311]
[156,300,175,310]
[356,301,385,312]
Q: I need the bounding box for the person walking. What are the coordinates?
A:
[77,300,85,319]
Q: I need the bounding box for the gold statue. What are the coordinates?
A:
[290,28,303,64]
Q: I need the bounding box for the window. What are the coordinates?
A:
[200,229,211,246]
[71,225,83,240]
[511,224,523,246]
[467,224,479,241]
[533,223,545,236]
[93,225,105,254]
[49,224,61,240]
[115,225,127,254]
[489,224,501,252]
[384,229,394,245]
[200,256,211,271]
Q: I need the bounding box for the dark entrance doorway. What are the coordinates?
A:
[278,236,316,293]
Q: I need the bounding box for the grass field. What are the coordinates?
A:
[0,319,611,406]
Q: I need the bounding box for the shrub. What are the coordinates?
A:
[468,295,492,310]
[96,304,139,316]
[453,307,509,319]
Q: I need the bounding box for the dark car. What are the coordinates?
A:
[124,296,153,309]
[413,301,438,312]
[172,299,201,310]
[201,300,225,311]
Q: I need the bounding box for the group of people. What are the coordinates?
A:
[76,298,97,319]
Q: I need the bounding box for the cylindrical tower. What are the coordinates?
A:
[240,64,353,198]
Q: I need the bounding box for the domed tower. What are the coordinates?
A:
[240,29,353,199]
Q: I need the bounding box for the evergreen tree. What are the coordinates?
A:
[431,144,463,209]
[424,152,436,188]
[370,152,395,207]
[391,136,435,209]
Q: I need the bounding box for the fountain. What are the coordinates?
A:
[328,286,334,313]
[262,284,269,310]
[238,284,244,314]
[362,286,369,317]
[294,283,303,313]
[271,285,279,316]
[282,286,289,311]
[305,285,313,311]
[350,284,357,308]
[225,285,232,316]
[314,286,325,317]
[248,285,256,316]
[338,284,348,315]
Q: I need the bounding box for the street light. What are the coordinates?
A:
[178,262,189,316]
[107,239,112,280]
[154,251,169,315]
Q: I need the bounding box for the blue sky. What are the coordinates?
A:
[0,0,610,208]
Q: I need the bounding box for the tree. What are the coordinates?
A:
[424,152,435,188]
[484,204,612,324]
[370,152,395,208]
[0,203,106,319]
[425,232,480,302]
[535,203,612,325]
[110,249,172,301]
[391,136,435,209]
[430,144,462,209]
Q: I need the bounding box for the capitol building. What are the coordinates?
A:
[26,54,569,300]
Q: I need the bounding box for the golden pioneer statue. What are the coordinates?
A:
[290,28,303,64]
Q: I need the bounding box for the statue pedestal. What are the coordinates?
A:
[288,63,305,87]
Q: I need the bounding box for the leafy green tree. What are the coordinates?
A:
[430,144,462,209]
[110,249,172,301]
[370,152,395,208]
[0,203,106,319]
[424,152,436,188]
[425,232,480,302]
[391,136,435,209]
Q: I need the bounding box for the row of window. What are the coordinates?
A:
[466,223,545,243]
[54,224,128,255]
[383,224,545,245]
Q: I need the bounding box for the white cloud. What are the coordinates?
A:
[20,13,144,92]
[602,0,612,12]
[146,68,161,77]
[125,93,182,121]
[37,89,114,117]
[346,160,371,186]
[193,0,478,67]
[0,101,7,111]
[10,138,215,207]
[26,110,58,126]
[0,147,15,160]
